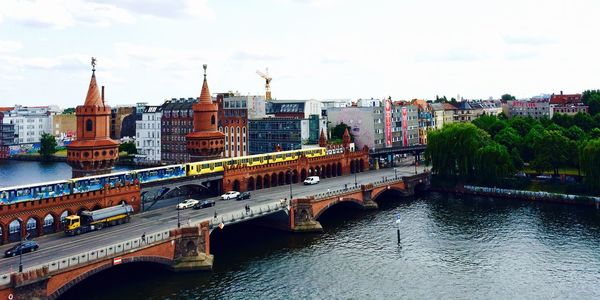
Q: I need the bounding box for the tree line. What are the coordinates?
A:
[425,111,600,193]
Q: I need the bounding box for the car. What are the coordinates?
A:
[4,241,39,257]
[193,199,216,209]
[303,176,320,185]
[236,191,251,200]
[176,199,199,210]
[221,191,240,200]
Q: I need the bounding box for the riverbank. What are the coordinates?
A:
[7,154,160,167]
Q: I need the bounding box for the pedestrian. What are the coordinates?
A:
[327,188,330,193]
[214,210,218,218]
[345,183,348,190]
[141,232,146,244]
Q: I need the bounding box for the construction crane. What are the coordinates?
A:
[256,68,272,101]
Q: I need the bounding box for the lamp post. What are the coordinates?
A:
[395,168,398,180]
[175,187,181,228]
[18,218,29,273]
[354,171,358,187]
[413,151,418,175]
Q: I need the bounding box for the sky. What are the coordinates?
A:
[0,0,599,108]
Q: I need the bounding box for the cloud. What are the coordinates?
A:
[0,0,133,29]
[321,57,348,64]
[415,48,484,63]
[292,0,348,8]
[504,36,555,46]
[232,51,283,62]
[95,0,215,19]
[0,40,23,53]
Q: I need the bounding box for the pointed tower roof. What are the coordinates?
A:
[343,127,351,148]
[319,128,327,147]
[199,64,211,104]
[84,71,104,107]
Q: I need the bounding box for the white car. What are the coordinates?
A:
[221,191,240,200]
[303,176,320,185]
[176,199,199,210]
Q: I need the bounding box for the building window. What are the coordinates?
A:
[211,115,215,125]
[86,119,93,131]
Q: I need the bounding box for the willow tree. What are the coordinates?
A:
[580,139,600,193]
[426,123,489,180]
[474,142,514,184]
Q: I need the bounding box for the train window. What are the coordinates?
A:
[202,164,209,169]
[215,162,223,167]
[265,155,272,160]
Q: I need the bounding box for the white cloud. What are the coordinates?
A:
[94,0,215,19]
[0,41,23,53]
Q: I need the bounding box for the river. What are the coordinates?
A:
[0,160,135,187]
[60,192,600,299]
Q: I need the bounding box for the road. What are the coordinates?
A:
[0,164,425,273]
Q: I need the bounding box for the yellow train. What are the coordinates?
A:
[185,147,327,176]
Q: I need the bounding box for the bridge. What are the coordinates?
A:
[0,167,429,299]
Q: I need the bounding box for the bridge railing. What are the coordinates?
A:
[207,200,288,228]
[311,175,407,200]
[0,229,172,285]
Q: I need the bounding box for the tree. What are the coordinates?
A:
[119,141,137,155]
[39,133,57,160]
[531,130,570,175]
[521,125,546,162]
[580,139,600,193]
[581,89,600,105]
[425,123,489,179]
[494,127,521,151]
[62,107,75,114]
[474,142,514,184]
[552,113,572,129]
[472,115,506,137]
[573,112,595,132]
[587,97,600,116]
[330,122,353,142]
[509,117,533,136]
[591,128,600,139]
[565,125,586,141]
[501,94,516,101]
[510,148,524,170]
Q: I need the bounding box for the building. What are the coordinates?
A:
[506,99,551,119]
[2,105,57,144]
[248,118,302,154]
[66,66,119,178]
[454,101,484,122]
[0,112,10,159]
[326,100,419,151]
[430,103,446,130]
[135,105,162,163]
[217,93,265,157]
[161,98,195,163]
[549,91,588,116]
[110,106,135,139]
[186,65,224,162]
[411,99,433,144]
[51,114,77,141]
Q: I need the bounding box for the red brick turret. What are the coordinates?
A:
[318,128,327,147]
[67,62,118,178]
[186,64,225,161]
[342,127,351,149]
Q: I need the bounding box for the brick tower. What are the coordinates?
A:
[186,64,224,161]
[67,59,119,178]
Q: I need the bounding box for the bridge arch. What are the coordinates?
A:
[8,218,22,242]
[43,213,57,234]
[263,174,270,189]
[256,175,263,190]
[271,173,277,187]
[300,169,307,182]
[313,197,366,220]
[233,180,240,192]
[50,257,173,300]
[92,204,102,211]
[25,215,42,237]
[372,186,405,203]
[337,162,342,176]
[292,170,299,183]
[247,176,255,191]
[278,172,285,185]
[359,159,365,172]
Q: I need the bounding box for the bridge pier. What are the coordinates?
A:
[290,198,323,233]
[171,221,213,271]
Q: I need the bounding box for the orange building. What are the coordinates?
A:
[66,64,119,178]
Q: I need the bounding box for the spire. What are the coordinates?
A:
[343,127,351,148]
[199,64,211,104]
[319,128,327,147]
[84,71,103,107]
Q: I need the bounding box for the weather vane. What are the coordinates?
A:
[203,64,207,77]
[91,57,97,72]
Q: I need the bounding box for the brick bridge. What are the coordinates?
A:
[0,172,429,299]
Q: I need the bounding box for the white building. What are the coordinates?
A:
[2,105,59,144]
[135,106,162,163]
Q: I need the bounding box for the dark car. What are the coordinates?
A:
[236,191,251,200]
[193,199,216,209]
[4,241,39,257]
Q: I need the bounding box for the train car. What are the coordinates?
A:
[185,159,227,176]
[135,164,186,184]
[0,180,72,204]
[69,170,136,193]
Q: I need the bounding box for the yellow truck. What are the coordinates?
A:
[64,204,134,236]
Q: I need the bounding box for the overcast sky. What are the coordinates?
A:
[0,0,599,108]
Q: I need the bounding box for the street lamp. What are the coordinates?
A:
[175,186,181,228]
[354,171,358,187]
[288,169,293,200]
[395,168,398,180]
[17,218,29,273]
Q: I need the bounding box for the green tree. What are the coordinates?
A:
[573,112,595,132]
[119,141,137,155]
[510,148,524,170]
[551,113,572,129]
[591,128,600,139]
[472,115,506,137]
[501,94,516,101]
[474,142,514,184]
[581,89,600,105]
[565,125,586,141]
[580,139,600,193]
[425,123,489,179]
[509,117,533,136]
[62,107,76,114]
[39,133,57,160]
[531,130,570,176]
[494,127,521,151]
[521,125,546,162]
[330,122,353,141]
[587,97,600,116]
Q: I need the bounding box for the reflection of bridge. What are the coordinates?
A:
[0,171,429,299]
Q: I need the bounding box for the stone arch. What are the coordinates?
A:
[278,172,285,185]
[48,258,173,300]
[300,169,307,182]
[292,169,299,183]
[326,164,332,178]
[119,200,127,205]
[350,160,356,173]
[271,173,278,187]
[256,175,263,190]
[372,186,405,202]
[321,165,326,177]
[8,219,22,243]
[337,162,342,176]
[43,213,57,234]
[26,216,42,237]
[247,176,255,191]
[263,174,270,189]
[313,198,365,220]
[359,159,365,172]
[233,180,240,192]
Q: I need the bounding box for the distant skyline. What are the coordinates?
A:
[1,0,599,107]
